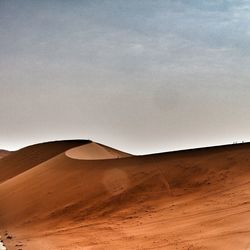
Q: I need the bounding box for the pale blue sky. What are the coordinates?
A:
[1,0,250,154]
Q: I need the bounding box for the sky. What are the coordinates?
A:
[1,0,250,154]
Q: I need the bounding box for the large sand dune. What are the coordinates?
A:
[0,140,89,184]
[1,141,250,249]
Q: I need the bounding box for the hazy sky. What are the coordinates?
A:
[1,0,250,154]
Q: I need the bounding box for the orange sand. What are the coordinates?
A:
[1,140,250,249]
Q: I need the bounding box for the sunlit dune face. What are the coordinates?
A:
[65,142,130,160]
[102,169,129,196]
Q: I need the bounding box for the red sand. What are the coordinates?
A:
[1,140,250,249]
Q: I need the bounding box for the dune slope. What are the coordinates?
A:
[0,140,90,183]
[0,150,10,159]
[1,142,250,249]
[66,142,131,160]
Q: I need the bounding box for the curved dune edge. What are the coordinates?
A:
[65,142,131,160]
[0,140,89,184]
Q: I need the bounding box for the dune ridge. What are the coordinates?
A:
[1,141,250,249]
[65,141,131,160]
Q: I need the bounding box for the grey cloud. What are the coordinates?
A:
[0,0,250,153]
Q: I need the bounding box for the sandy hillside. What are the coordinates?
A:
[1,141,250,250]
[0,140,89,184]
[0,150,10,159]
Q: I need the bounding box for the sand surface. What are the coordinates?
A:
[0,140,89,184]
[65,142,131,160]
[1,141,250,249]
[0,150,10,159]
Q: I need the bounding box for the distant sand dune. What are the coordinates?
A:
[1,141,250,249]
[65,142,131,160]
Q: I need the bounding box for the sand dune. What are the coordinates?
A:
[1,141,250,249]
[0,140,89,184]
[65,142,131,160]
[0,150,10,159]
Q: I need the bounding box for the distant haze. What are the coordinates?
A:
[1,0,250,154]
